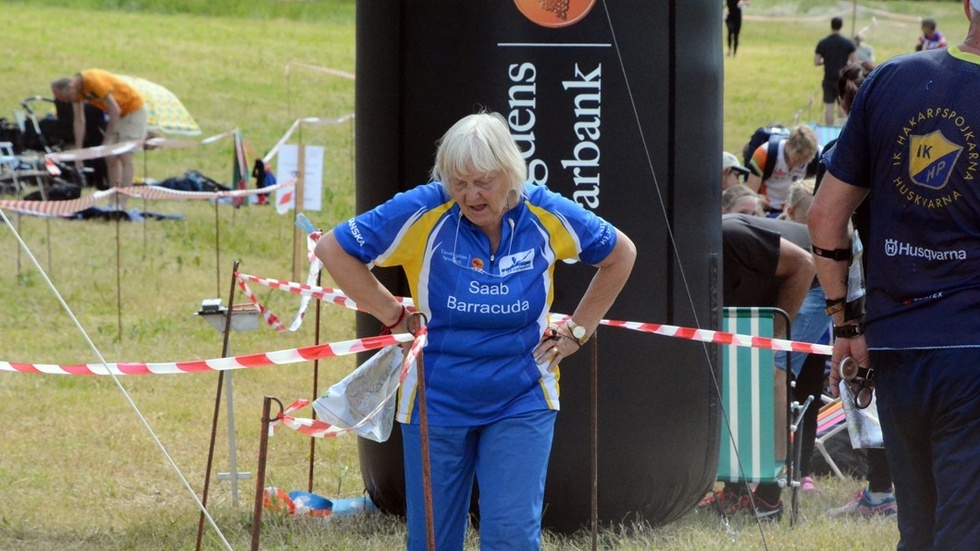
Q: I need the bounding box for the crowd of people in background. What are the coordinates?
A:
[710,4,980,550]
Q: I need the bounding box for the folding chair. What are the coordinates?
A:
[0,142,17,193]
[810,123,843,148]
[716,307,800,521]
[813,398,848,480]
[0,142,51,198]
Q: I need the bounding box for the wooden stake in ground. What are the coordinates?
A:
[408,313,436,551]
[291,143,307,283]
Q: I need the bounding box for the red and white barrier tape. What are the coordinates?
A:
[596,319,833,356]
[273,399,347,438]
[262,114,354,165]
[272,328,427,439]
[0,180,291,217]
[234,233,323,333]
[2,269,830,375]
[242,275,833,357]
[43,130,236,163]
[0,333,413,376]
[44,141,142,162]
[235,273,415,315]
[0,187,116,216]
[119,181,286,200]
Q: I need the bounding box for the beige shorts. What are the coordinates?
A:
[109,106,148,143]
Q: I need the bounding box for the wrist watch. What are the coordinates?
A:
[566,319,590,346]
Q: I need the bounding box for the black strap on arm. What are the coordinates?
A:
[844,296,866,322]
[812,244,852,262]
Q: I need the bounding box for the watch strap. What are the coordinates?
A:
[833,322,864,339]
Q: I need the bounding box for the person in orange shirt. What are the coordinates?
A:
[51,69,148,209]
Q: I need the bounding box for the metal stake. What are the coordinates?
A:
[195,260,242,551]
[250,396,283,551]
[308,269,323,492]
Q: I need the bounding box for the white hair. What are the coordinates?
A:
[431,112,528,196]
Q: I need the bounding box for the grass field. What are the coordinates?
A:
[0,1,968,549]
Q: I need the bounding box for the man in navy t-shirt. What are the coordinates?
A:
[814,16,857,125]
[809,2,980,547]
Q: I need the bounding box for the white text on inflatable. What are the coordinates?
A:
[562,63,602,210]
[508,63,549,187]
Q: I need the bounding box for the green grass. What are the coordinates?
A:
[722,0,965,154]
[0,0,356,23]
[0,1,966,549]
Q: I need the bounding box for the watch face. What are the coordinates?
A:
[572,325,586,339]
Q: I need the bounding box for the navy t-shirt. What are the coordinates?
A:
[823,47,980,349]
[815,33,856,82]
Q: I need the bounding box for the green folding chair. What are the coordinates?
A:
[717,307,788,484]
[716,307,811,524]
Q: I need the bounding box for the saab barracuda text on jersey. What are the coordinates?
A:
[443,247,536,314]
[446,281,531,314]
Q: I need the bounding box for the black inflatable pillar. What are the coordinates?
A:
[354,0,723,532]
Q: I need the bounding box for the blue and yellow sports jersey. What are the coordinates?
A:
[333,182,617,425]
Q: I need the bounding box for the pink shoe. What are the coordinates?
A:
[801,476,817,492]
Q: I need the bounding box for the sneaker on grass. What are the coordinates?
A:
[827,487,898,518]
[696,488,743,516]
[733,494,783,521]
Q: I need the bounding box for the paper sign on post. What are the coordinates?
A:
[275,144,325,212]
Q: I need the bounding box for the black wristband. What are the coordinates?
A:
[844,296,866,322]
[833,322,864,339]
[812,244,852,262]
[825,296,846,307]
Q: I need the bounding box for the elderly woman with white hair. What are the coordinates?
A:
[315,111,635,551]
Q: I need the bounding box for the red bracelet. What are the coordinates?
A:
[381,305,407,335]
